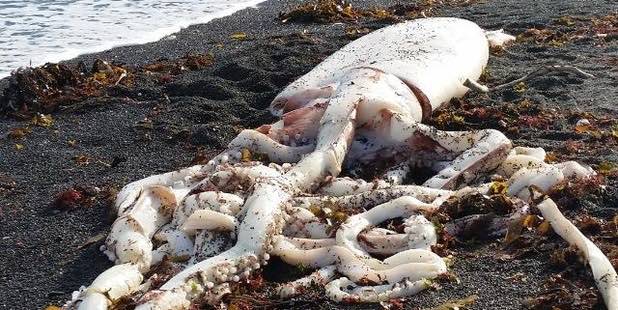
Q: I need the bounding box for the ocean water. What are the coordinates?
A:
[0,0,265,77]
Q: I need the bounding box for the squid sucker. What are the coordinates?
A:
[64,17,617,309]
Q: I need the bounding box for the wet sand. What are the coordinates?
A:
[0,0,616,309]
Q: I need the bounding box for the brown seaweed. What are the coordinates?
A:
[1,53,213,117]
[0,60,131,117]
[526,274,600,310]
[278,0,471,24]
[518,13,618,46]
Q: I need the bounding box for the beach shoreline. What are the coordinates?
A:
[0,0,270,78]
[0,0,616,309]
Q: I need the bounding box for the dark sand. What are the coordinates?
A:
[0,0,616,309]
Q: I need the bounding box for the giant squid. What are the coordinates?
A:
[64,17,617,309]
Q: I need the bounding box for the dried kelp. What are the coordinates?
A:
[526,274,600,310]
[518,13,618,46]
[278,0,471,24]
[142,53,214,77]
[1,60,131,117]
[279,0,362,24]
[1,53,214,117]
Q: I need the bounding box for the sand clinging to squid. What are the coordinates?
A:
[63,17,615,310]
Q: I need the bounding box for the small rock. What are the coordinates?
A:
[576,118,591,126]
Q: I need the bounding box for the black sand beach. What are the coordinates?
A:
[0,0,616,309]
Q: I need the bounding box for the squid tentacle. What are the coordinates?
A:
[537,198,617,309]
[336,196,438,257]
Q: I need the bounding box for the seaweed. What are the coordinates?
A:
[53,187,87,210]
[526,274,601,310]
[547,174,606,210]
[0,60,131,118]
[517,13,618,47]
[518,28,571,47]
[442,192,516,218]
[52,185,113,211]
[6,114,55,151]
[429,95,618,171]
[575,214,618,268]
[344,26,372,39]
[431,295,478,310]
[230,32,248,41]
[278,0,471,24]
[308,197,352,234]
[429,192,519,247]
[8,126,31,139]
[549,246,583,268]
[279,0,360,24]
[1,53,214,117]
[142,53,214,77]
[428,98,510,131]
